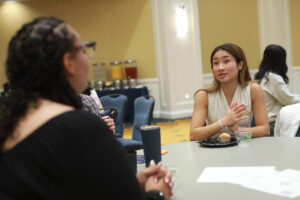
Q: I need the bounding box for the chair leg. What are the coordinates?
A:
[126,151,137,174]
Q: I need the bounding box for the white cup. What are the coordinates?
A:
[164,163,180,189]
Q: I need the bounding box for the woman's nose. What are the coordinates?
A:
[219,63,224,70]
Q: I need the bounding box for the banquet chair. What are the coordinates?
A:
[250,116,256,127]
[132,95,155,142]
[295,126,300,137]
[99,107,118,124]
[117,95,155,173]
[100,94,127,138]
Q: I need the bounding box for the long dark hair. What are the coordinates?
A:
[0,17,82,147]
[195,43,252,95]
[254,44,289,84]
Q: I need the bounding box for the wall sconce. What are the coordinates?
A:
[175,5,188,38]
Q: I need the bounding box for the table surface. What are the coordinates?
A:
[138,137,300,200]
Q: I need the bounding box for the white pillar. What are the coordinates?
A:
[151,0,203,119]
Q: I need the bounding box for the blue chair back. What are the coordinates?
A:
[250,115,256,127]
[132,95,155,142]
[100,94,127,137]
[296,126,300,137]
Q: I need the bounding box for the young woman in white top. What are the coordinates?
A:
[190,43,270,141]
[254,44,300,135]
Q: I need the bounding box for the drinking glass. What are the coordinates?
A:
[234,127,252,147]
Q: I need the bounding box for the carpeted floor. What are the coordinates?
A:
[123,118,191,145]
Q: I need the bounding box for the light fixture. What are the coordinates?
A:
[1,0,17,4]
[1,0,29,4]
[175,5,188,38]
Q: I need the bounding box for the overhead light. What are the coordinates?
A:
[1,0,30,4]
[2,0,17,4]
[175,5,188,38]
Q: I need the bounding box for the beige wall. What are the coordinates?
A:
[0,0,156,86]
[198,0,261,74]
[1,0,299,86]
[290,0,300,66]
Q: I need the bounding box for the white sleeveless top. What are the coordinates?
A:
[207,84,253,129]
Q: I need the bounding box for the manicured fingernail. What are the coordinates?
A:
[169,182,174,188]
[154,177,158,183]
[150,160,156,166]
[164,177,169,184]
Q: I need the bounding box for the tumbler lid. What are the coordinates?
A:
[140,125,160,131]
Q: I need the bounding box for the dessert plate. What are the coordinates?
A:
[198,137,238,148]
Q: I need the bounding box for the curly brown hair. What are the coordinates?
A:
[0,17,82,147]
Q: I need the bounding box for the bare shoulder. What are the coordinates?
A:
[250,81,261,89]
[250,81,264,100]
[194,90,208,105]
[194,90,208,99]
[250,81,263,93]
[194,90,208,107]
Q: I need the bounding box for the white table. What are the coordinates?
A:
[138,137,300,200]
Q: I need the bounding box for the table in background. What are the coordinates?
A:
[96,86,148,123]
[138,137,300,200]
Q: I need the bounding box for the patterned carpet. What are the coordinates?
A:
[123,118,191,145]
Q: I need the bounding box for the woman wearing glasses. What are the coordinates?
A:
[0,17,172,200]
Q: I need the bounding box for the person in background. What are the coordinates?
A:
[254,44,300,136]
[80,93,116,132]
[82,82,104,109]
[80,85,115,132]
[190,43,270,140]
[0,17,173,200]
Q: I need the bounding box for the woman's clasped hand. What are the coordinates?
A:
[221,101,249,131]
[138,160,174,200]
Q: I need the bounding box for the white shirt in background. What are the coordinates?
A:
[260,72,300,123]
[274,103,300,137]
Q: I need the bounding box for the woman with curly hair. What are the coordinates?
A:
[0,17,172,200]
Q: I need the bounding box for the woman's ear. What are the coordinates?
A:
[238,60,243,70]
[63,53,75,75]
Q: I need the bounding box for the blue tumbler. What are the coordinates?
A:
[140,125,162,167]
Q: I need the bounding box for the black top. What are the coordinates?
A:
[0,110,161,200]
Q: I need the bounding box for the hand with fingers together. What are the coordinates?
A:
[137,160,174,200]
[220,101,249,131]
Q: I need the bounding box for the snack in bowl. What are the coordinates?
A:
[219,132,231,143]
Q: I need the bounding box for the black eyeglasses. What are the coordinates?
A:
[73,40,96,60]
